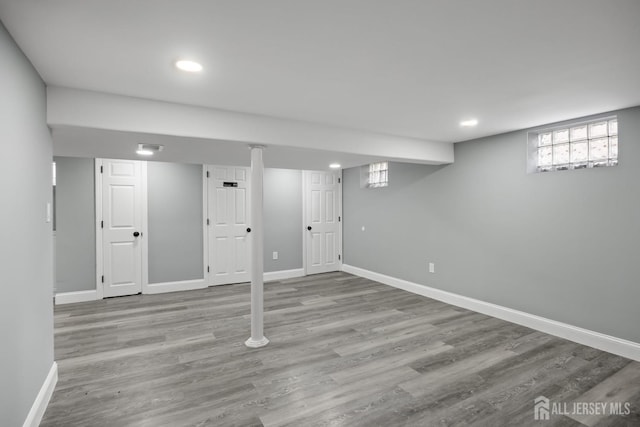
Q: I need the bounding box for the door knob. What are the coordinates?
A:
[133,231,140,237]
[246,227,251,233]
[307,226,312,231]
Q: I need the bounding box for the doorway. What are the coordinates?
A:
[92,161,342,299]
[96,159,147,298]
[207,165,252,285]
[303,170,342,275]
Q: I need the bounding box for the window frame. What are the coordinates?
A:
[362,161,389,188]
[527,116,618,174]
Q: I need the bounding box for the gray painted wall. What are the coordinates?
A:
[0,22,55,426]
[54,157,95,293]
[54,163,304,291]
[344,106,640,344]
[264,168,303,272]
[148,162,204,283]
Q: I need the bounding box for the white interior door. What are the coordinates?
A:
[100,159,145,298]
[208,166,252,285]
[304,170,341,275]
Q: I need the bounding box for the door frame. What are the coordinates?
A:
[205,164,252,286]
[301,169,343,275]
[95,158,148,299]
[202,165,210,286]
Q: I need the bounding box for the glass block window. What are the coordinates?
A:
[530,117,618,173]
[367,161,389,188]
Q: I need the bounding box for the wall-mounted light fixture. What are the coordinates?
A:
[136,143,164,156]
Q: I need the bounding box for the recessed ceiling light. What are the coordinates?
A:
[136,143,163,156]
[329,163,341,169]
[460,119,479,127]
[175,60,203,73]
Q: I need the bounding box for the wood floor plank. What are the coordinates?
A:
[567,362,640,426]
[41,272,640,426]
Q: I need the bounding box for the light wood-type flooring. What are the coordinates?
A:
[42,272,640,426]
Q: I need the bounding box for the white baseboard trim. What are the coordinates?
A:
[23,362,57,427]
[54,290,98,305]
[56,270,307,301]
[342,264,640,362]
[145,279,207,294]
[264,268,305,282]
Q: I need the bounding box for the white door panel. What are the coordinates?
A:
[110,185,135,226]
[109,242,136,286]
[214,237,228,275]
[102,159,144,297]
[325,191,336,223]
[208,166,251,285]
[234,237,248,273]
[235,188,247,223]
[305,170,341,275]
[109,161,135,176]
[311,233,322,266]
[325,233,336,265]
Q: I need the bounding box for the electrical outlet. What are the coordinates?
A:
[273,251,278,260]
[429,262,435,273]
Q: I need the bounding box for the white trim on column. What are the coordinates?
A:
[22,362,58,427]
[246,145,269,348]
[264,268,305,282]
[94,159,104,300]
[55,290,98,305]
[342,264,640,362]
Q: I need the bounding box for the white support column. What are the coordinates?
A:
[245,145,269,348]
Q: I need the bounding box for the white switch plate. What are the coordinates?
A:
[273,251,278,260]
[46,202,51,223]
[429,262,435,273]
[361,226,366,231]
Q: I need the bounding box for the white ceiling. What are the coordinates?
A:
[2,0,640,160]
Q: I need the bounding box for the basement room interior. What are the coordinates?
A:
[1,1,640,426]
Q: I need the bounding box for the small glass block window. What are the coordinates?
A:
[531,117,618,173]
[538,146,553,167]
[553,144,570,165]
[539,132,552,146]
[570,125,587,141]
[610,136,618,158]
[367,162,389,188]
[589,138,608,161]
[553,129,569,144]
[571,141,588,163]
[589,121,608,138]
